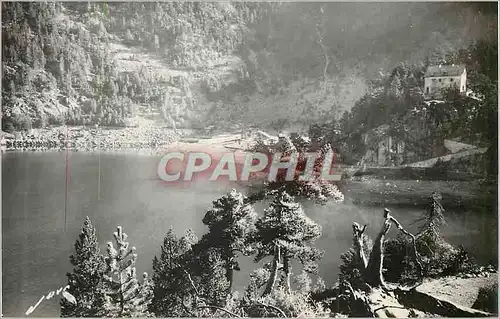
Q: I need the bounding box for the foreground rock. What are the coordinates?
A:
[394,285,493,317]
[416,273,497,309]
[345,277,496,318]
[328,206,498,318]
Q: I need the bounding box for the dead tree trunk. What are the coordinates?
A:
[282,251,292,294]
[262,245,282,296]
[364,215,392,288]
[226,256,238,291]
[352,223,368,269]
[352,208,423,289]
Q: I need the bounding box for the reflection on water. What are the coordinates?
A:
[2,152,497,316]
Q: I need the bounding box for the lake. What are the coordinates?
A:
[2,152,497,317]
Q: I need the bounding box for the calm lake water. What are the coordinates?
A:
[2,152,497,317]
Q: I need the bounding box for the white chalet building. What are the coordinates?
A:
[423,64,467,99]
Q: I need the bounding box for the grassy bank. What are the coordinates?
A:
[342,178,495,211]
[352,166,483,181]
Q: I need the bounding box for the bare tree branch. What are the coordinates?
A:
[244,303,288,318]
[352,209,426,290]
[182,301,196,317]
[262,244,282,297]
[197,305,241,318]
[183,269,200,296]
[353,222,369,268]
[373,305,409,312]
[365,216,392,288]
[182,269,246,318]
[385,208,424,277]
[341,280,356,299]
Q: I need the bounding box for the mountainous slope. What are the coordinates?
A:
[2,2,496,133]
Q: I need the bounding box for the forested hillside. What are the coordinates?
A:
[2,2,163,129]
[1,2,272,130]
[1,2,497,132]
[306,34,497,180]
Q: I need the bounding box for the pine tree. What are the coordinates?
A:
[61,216,107,317]
[294,270,312,295]
[245,267,271,300]
[417,191,445,242]
[103,226,153,317]
[150,228,196,317]
[185,246,232,312]
[200,189,258,290]
[255,190,323,296]
[414,191,448,259]
[388,74,403,98]
[340,110,351,134]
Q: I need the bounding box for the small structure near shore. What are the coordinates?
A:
[361,124,406,167]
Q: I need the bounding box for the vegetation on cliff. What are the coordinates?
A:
[309,35,497,177]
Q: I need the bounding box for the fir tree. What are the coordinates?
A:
[149,228,196,317]
[417,191,445,243]
[245,267,271,300]
[61,216,107,317]
[170,245,232,316]
[200,189,258,290]
[103,226,153,317]
[190,247,232,308]
[294,270,312,295]
[255,190,323,296]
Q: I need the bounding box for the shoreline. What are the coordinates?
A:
[1,124,185,154]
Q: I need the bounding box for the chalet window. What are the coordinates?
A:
[450,78,454,82]
[426,87,429,94]
[438,79,442,82]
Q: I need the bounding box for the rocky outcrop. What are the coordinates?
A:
[366,288,426,318]
[340,206,497,318]
[394,287,493,317]
[472,282,498,314]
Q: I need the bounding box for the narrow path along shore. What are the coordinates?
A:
[406,147,488,168]
[1,125,183,154]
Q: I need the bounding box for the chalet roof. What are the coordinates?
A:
[424,64,466,77]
